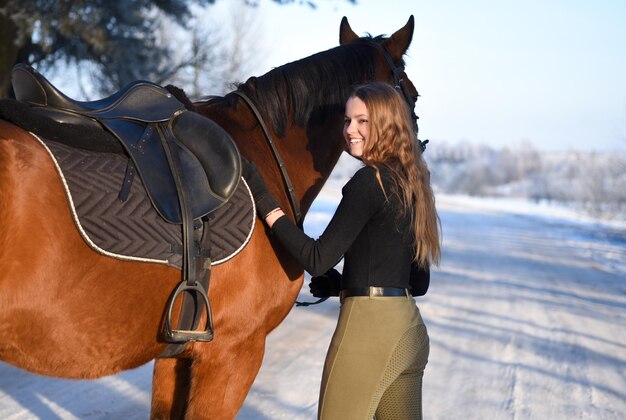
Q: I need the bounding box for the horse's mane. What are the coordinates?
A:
[237,36,391,138]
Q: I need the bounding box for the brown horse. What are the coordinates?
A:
[0,16,418,418]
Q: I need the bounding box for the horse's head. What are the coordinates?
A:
[339,16,419,136]
[232,16,418,140]
[301,16,420,193]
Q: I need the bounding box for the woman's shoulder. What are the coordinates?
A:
[346,165,378,186]
[342,166,384,197]
[353,165,378,180]
[353,164,397,185]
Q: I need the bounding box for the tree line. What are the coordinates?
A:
[425,141,626,220]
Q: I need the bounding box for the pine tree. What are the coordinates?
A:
[0,0,342,98]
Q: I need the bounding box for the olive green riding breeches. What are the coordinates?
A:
[318,295,429,420]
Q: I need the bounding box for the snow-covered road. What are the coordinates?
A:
[1,192,625,419]
[240,194,626,419]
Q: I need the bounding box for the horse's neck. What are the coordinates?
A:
[196,97,344,219]
[282,124,345,217]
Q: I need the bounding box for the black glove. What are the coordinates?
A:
[241,158,281,218]
[309,268,342,298]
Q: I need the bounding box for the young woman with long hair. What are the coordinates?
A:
[244,82,441,419]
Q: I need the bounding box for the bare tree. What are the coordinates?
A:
[163,0,266,100]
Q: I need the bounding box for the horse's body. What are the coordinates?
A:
[0,17,417,418]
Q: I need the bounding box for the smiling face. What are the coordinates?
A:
[343,96,369,158]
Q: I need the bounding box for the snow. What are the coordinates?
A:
[2,169,625,419]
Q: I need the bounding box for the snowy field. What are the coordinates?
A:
[1,166,625,419]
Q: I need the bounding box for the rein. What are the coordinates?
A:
[232,90,320,308]
[232,91,303,226]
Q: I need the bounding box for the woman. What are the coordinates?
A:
[244,82,440,419]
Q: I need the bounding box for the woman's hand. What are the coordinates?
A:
[309,268,342,298]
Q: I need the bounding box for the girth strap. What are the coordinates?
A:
[232,91,302,226]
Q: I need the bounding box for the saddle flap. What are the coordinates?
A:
[101,116,235,224]
[171,111,241,201]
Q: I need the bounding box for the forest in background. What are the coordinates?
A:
[425,141,626,220]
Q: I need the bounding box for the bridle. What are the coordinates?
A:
[376,42,428,153]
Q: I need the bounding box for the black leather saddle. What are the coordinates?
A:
[12,63,242,346]
[12,64,241,224]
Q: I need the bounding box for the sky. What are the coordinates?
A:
[208,0,626,152]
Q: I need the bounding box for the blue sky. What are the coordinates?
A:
[213,0,626,151]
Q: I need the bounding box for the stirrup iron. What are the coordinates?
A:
[163,280,214,343]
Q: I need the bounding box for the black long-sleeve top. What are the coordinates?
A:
[271,165,429,296]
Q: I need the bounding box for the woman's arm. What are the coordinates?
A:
[264,208,285,227]
[244,161,382,276]
[269,169,381,276]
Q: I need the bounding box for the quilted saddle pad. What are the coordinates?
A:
[32,134,255,268]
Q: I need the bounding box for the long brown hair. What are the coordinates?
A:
[352,82,441,266]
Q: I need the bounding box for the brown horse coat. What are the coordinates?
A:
[0,16,418,418]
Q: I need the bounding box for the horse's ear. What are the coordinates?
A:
[339,17,359,45]
[382,15,415,60]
